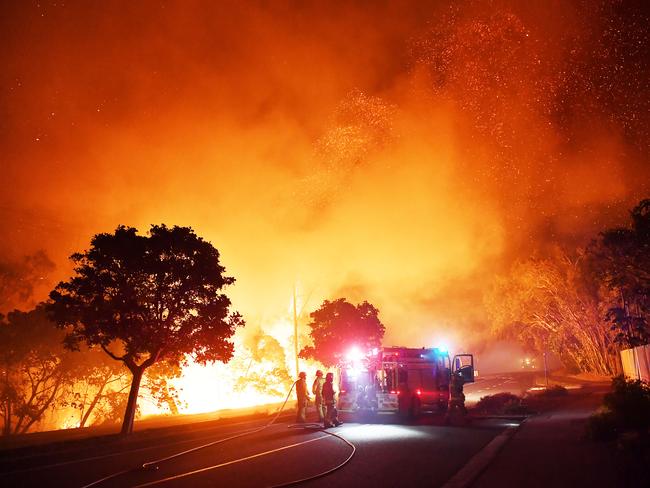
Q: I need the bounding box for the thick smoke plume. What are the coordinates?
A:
[1,1,649,350]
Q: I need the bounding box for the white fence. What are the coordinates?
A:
[620,345,650,382]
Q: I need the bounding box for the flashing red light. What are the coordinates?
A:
[340,389,346,394]
[416,389,422,396]
[390,390,396,394]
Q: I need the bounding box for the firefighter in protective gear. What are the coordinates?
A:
[445,370,467,423]
[295,372,310,423]
[312,370,325,422]
[322,372,341,427]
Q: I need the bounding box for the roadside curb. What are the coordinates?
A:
[440,420,524,488]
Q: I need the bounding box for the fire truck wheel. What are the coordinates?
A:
[438,400,448,413]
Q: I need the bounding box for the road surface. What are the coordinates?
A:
[1,373,530,488]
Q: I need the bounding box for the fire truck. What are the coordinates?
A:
[337,346,474,418]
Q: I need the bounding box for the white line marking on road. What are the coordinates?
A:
[134,434,331,487]
[1,417,292,475]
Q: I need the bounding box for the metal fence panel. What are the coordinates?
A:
[620,345,650,381]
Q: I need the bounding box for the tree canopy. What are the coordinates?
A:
[48,224,243,434]
[485,199,650,374]
[585,199,650,348]
[484,249,616,375]
[0,306,72,435]
[299,298,385,367]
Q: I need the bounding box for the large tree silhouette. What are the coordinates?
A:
[48,225,243,435]
[586,199,650,348]
[300,298,385,367]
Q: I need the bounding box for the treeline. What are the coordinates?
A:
[485,199,650,375]
[0,226,387,437]
[2,225,239,436]
[3,200,647,434]
[0,306,182,435]
[0,224,386,437]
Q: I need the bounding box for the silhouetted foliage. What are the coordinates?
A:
[0,306,72,435]
[60,347,129,428]
[141,362,184,415]
[474,392,524,414]
[603,376,650,432]
[299,298,385,367]
[587,376,650,441]
[48,225,243,434]
[586,199,650,348]
[539,384,568,398]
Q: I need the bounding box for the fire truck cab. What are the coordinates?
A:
[337,346,474,418]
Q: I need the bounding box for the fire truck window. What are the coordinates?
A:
[421,369,436,390]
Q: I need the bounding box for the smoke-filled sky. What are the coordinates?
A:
[1,0,649,349]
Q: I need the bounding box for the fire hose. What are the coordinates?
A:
[270,425,356,488]
[80,380,356,487]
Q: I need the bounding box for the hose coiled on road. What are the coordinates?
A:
[140,380,298,470]
[269,426,356,488]
[81,380,357,487]
[81,381,298,488]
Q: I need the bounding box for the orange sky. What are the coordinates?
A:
[1,1,649,348]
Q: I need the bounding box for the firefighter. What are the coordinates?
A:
[446,370,467,423]
[312,370,325,422]
[295,371,310,423]
[322,372,342,428]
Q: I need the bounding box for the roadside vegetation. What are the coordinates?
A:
[2,226,385,437]
[586,376,650,484]
[1,198,649,436]
[473,385,569,416]
[486,199,650,375]
[586,376,650,442]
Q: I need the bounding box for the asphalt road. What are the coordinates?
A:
[1,373,531,488]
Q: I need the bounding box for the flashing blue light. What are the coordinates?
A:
[436,345,448,354]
